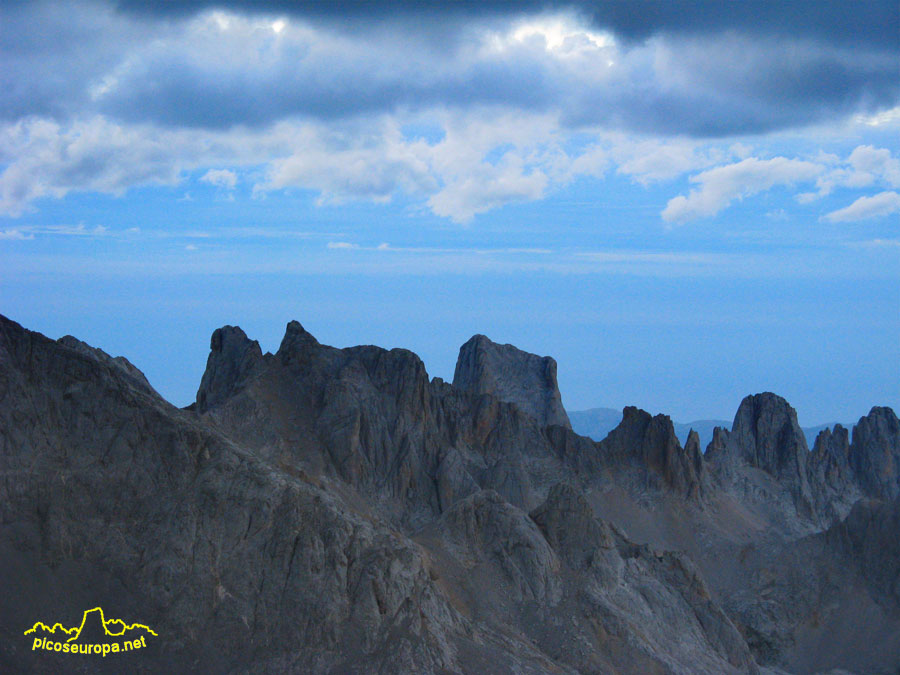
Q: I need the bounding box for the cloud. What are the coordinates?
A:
[610,136,730,183]
[823,191,900,222]
[201,169,237,189]
[0,223,121,238]
[0,228,34,240]
[1,112,894,226]
[0,117,185,216]
[113,1,900,48]
[428,162,548,223]
[258,111,580,222]
[662,157,823,223]
[327,241,359,249]
[797,145,900,202]
[847,238,900,248]
[261,121,436,204]
[854,106,900,127]
[2,3,896,139]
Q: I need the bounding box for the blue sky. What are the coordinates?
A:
[2,0,898,426]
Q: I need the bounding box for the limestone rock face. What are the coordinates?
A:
[530,483,615,566]
[0,316,464,674]
[709,393,815,521]
[196,325,266,412]
[598,406,707,499]
[57,334,160,398]
[825,496,900,606]
[526,483,757,674]
[848,406,900,501]
[730,393,811,486]
[440,490,562,603]
[452,334,571,430]
[805,408,900,523]
[808,425,860,523]
[4,313,900,674]
[721,495,900,674]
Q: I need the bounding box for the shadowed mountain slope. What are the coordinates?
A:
[1,314,898,673]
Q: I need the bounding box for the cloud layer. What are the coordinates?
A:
[0,0,898,222]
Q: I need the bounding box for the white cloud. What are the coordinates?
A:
[0,229,34,240]
[662,157,823,223]
[201,169,237,190]
[327,241,359,249]
[823,191,900,223]
[261,121,436,205]
[846,146,900,186]
[428,163,548,223]
[0,111,896,227]
[610,136,730,184]
[853,106,900,128]
[799,145,900,202]
[846,238,900,248]
[0,117,185,216]
[0,224,114,238]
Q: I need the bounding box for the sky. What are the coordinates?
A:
[1,0,898,427]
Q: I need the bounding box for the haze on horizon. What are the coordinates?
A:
[1,0,898,425]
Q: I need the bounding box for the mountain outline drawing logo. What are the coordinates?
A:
[25,607,157,657]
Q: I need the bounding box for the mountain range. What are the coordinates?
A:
[1,315,898,674]
[568,409,847,452]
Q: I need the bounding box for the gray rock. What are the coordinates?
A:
[598,406,707,500]
[440,489,562,603]
[5,314,900,675]
[453,334,571,430]
[57,334,161,398]
[848,406,900,501]
[196,325,266,413]
[808,425,860,524]
[709,393,815,523]
[0,316,465,673]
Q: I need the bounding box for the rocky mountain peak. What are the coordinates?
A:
[452,334,571,430]
[848,406,900,500]
[57,334,159,398]
[731,392,810,474]
[712,392,814,518]
[277,320,320,359]
[196,325,264,412]
[599,406,706,499]
[810,424,851,475]
[704,425,731,458]
[5,313,900,674]
[808,424,858,523]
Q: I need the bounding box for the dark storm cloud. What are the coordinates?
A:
[574,36,900,137]
[1,0,898,138]
[0,1,145,120]
[96,39,560,129]
[114,0,899,48]
[88,21,898,138]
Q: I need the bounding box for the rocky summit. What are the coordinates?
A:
[1,314,898,674]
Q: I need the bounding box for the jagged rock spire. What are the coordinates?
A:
[196,325,264,412]
[452,334,571,430]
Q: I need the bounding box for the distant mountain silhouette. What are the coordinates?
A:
[568,407,846,451]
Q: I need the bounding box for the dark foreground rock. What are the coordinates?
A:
[1,314,898,673]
